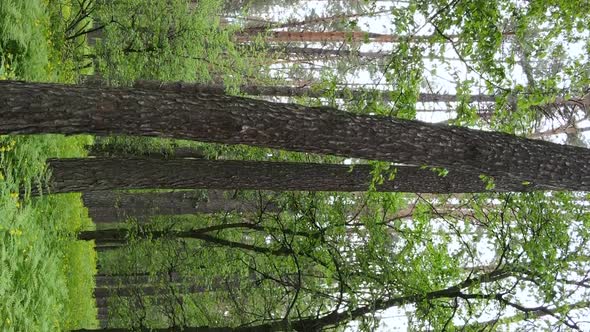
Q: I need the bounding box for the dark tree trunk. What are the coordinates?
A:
[79,226,294,256]
[94,275,240,299]
[94,284,206,298]
[95,272,182,287]
[94,243,125,252]
[2,81,589,190]
[82,190,268,223]
[45,158,545,194]
[87,144,206,159]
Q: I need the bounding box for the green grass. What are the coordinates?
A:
[0,0,99,330]
[0,135,98,331]
[0,0,49,80]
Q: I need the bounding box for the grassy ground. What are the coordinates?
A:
[0,0,98,330]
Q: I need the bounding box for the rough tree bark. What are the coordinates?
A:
[2,81,589,190]
[45,158,546,194]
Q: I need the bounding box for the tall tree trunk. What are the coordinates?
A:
[129,79,590,116]
[95,272,183,287]
[2,81,589,190]
[94,275,241,299]
[79,227,294,256]
[263,46,472,63]
[130,80,496,104]
[82,190,268,223]
[242,9,391,34]
[94,284,207,298]
[263,45,393,60]
[45,158,546,194]
[87,144,206,159]
[235,30,447,43]
[94,243,125,252]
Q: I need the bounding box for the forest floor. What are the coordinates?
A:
[0,1,98,330]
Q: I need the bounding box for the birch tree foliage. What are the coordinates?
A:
[410,0,590,134]
[88,0,268,90]
[91,187,590,331]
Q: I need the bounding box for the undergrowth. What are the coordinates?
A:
[0,0,98,330]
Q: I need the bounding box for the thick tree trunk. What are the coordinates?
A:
[2,81,589,190]
[82,190,267,223]
[45,158,545,194]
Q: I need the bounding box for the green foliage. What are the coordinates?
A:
[0,1,98,329]
[93,0,252,87]
[44,0,97,82]
[420,165,449,177]
[478,174,496,191]
[0,135,97,331]
[368,161,398,191]
[452,79,480,127]
[0,0,49,80]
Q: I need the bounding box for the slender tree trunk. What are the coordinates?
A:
[151,80,585,115]
[263,46,394,60]
[82,190,268,223]
[94,243,125,252]
[2,81,589,190]
[95,272,182,287]
[242,9,391,33]
[87,144,206,159]
[94,284,207,298]
[130,80,496,104]
[235,30,447,43]
[94,275,241,299]
[79,227,293,256]
[44,158,547,195]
